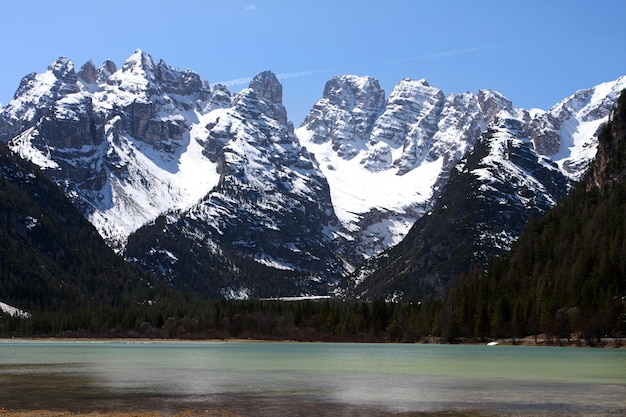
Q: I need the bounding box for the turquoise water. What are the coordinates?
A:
[0,340,624,415]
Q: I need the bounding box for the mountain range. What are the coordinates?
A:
[1,49,624,301]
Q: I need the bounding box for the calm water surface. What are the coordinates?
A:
[0,340,624,416]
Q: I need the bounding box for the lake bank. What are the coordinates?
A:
[6,335,625,348]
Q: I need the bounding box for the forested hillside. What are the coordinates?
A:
[437,90,626,342]
[0,142,171,333]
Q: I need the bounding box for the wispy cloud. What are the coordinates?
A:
[244,4,257,11]
[390,46,489,63]
[216,77,254,87]
[216,69,330,87]
[277,69,331,80]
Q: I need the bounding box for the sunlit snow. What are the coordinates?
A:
[9,128,59,170]
[2,50,624,272]
[297,127,440,230]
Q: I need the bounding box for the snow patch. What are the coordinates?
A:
[9,128,59,170]
[0,302,30,319]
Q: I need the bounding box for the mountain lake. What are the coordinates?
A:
[0,340,624,416]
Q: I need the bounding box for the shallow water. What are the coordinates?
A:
[0,340,624,415]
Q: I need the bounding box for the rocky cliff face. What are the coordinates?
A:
[124,71,346,297]
[297,75,626,267]
[1,50,217,249]
[342,112,570,301]
[587,89,626,193]
[0,52,346,298]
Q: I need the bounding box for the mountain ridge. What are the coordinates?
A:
[1,50,624,299]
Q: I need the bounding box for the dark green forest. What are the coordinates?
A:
[0,142,172,315]
[436,90,626,343]
[1,91,625,344]
[439,180,626,343]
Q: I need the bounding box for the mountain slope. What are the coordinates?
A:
[337,78,625,302]
[124,71,346,298]
[1,50,221,250]
[440,89,626,340]
[343,113,569,301]
[0,141,163,314]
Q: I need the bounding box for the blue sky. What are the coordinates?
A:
[1,0,624,125]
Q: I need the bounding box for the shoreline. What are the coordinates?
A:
[2,335,624,347]
[0,408,613,417]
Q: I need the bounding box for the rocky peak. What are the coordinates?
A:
[98,60,117,84]
[48,57,76,82]
[203,84,232,111]
[48,57,80,97]
[122,49,156,76]
[78,60,98,84]
[108,49,157,95]
[323,75,383,108]
[300,75,386,157]
[477,89,513,123]
[0,57,82,141]
[229,71,289,126]
[249,70,282,104]
[155,60,204,97]
[369,78,444,152]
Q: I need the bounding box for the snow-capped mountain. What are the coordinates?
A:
[0,50,220,250]
[0,50,348,298]
[342,113,570,301]
[337,77,626,301]
[297,77,520,260]
[296,75,625,262]
[1,49,624,300]
[124,71,346,297]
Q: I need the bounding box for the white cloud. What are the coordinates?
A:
[276,69,330,80]
[215,77,253,87]
[244,4,257,11]
[215,69,330,88]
